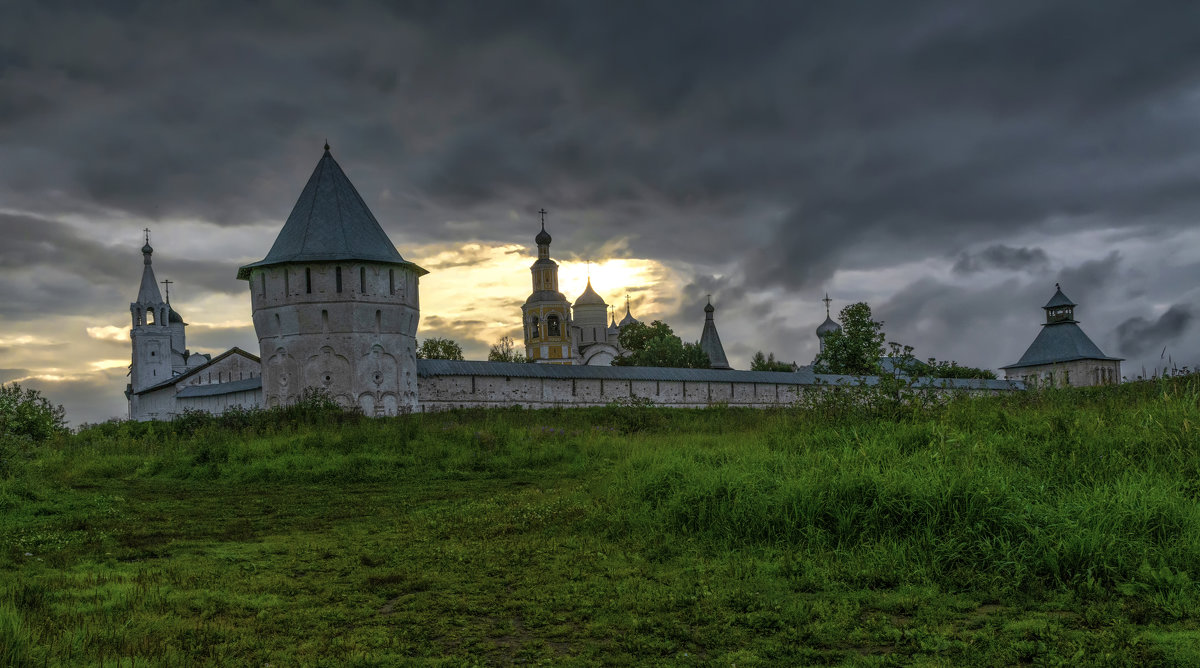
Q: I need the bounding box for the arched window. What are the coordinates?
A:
[147,308,157,325]
[547,314,561,337]
[530,316,540,338]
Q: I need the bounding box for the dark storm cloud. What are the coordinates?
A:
[953,245,1050,274]
[0,213,244,319]
[5,0,1200,284]
[1114,304,1194,357]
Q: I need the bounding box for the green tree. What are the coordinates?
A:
[613,320,711,368]
[885,343,996,380]
[0,383,67,442]
[813,302,885,375]
[416,337,464,360]
[487,336,527,363]
[750,351,795,372]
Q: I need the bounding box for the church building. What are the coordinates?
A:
[125,233,263,421]
[520,212,632,366]
[1002,284,1122,387]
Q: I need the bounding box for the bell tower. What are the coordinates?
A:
[129,231,173,398]
[521,210,574,364]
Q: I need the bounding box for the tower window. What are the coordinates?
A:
[360,267,367,294]
[336,266,343,293]
[322,309,329,332]
[530,316,540,338]
[389,269,395,295]
[284,269,290,295]
[306,268,312,294]
[260,273,266,295]
[375,310,381,333]
[547,314,561,337]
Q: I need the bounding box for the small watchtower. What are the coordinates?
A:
[1001,284,1122,387]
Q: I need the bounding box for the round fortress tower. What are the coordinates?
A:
[237,145,428,415]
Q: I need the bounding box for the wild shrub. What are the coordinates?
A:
[0,383,66,443]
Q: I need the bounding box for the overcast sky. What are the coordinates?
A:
[4,0,1200,425]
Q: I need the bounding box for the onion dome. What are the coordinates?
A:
[574,278,606,307]
[816,316,841,337]
[816,293,841,338]
[535,225,552,246]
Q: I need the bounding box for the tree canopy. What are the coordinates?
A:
[487,336,527,363]
[613,320,710,369]
[750,351,796,372]
[813,302,885,375]
[416,337,464,361]
[0,383,67,443]
[813,301,995,379]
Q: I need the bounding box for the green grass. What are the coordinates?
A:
[3,377,1200,665]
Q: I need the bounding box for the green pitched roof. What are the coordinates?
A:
[1001,322,1122,369]
[237,149,426,280]
[1043,286,1076,309]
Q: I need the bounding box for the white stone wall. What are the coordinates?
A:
[177,389,264,416]
[247,262,421,415]
[416,374,811,411]
[1005,359,1121,388]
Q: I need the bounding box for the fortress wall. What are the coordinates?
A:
[415,371,1024,412]
[417,374,813,411]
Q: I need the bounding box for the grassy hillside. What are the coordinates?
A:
[3,378,1200,665]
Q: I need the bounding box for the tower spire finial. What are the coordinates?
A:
[539,207,548,230]
[161,279,173,304]
[144,228,150,245]
[823,292,832,317]
[324,139,330,152]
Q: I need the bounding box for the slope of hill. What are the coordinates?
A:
[3,378,1200,665]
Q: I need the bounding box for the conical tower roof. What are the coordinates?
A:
[699,298,731,370]
[1044,284,1076,309]
[136,241,164,305]
[237,147,426,279]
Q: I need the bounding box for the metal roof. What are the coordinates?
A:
[136,245,163,305]
[417,359,816,384]
[1001,322,1122,369]
[1043,286,1077,309]
[815,373,1024,391]
[237,149,426,280]
[177,376,263,398]
[134,347,261,395]
[573,279,607,306]
[816,316,841,336]
[699,306,731,370]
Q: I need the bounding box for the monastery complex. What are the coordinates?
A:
[124,148,1117,421]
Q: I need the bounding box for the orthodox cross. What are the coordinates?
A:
[823,293,832,317]
[538,208,548,229]
[161,279,173,304]
[144,228,151,245]
[707,293,712,305]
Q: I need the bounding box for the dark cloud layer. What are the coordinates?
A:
[1115,305,1194,357]
[5,1,1200,279]
[953,245,1049,274]
[2,1,1200,421]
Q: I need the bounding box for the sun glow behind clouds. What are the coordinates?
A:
[408,242,684,357]
[86,326,130,342]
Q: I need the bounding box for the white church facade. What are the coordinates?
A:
[125,147,1025,421]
